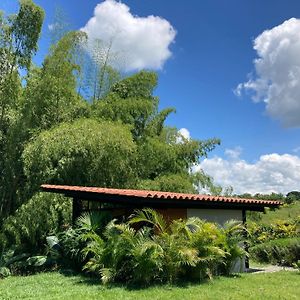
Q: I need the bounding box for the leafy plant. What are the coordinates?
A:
[247,217,299,247]
[249,237,300,266]
[79,209,246,285]
[0,192,71,254]
[293,260,300,272]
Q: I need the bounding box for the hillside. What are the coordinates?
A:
[248,201,300,224]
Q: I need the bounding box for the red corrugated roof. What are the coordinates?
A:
[41,184,282,207]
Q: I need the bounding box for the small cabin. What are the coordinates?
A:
[41,184,282,272]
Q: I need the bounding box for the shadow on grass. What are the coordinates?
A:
[59,270,244,291]
[58,269,100,286]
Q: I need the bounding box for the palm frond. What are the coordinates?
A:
[76,211,108,233]
[100,268,115,285]
[129,208,167,234]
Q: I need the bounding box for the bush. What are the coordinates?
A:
[249,238,300,266]
[76,209,246,285]
[247,218,299,246]
[0,192,72,254]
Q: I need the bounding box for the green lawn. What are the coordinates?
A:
[0,271,299,300]
[249,201,300,224]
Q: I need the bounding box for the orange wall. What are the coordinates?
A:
[100,207,187,224]
[155,208,187,223]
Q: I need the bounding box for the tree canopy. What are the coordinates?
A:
[0,1,221,224]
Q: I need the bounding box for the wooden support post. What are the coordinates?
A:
[72,198,83,225]
[242,209,249,269]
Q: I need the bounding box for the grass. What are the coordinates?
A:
[249,201,300,225]
[0,271,299,300]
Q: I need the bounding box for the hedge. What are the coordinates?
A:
[249,237,300,266]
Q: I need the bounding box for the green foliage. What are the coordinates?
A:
[0,1,222,260]
[23,31,89,131]
[79,209,246,285]
[286,191,300,204]
[111,71,158,100]
[293,260,300,271]
[248,201,300,225]
[0,193,71,253]
[220,221,247,274]
[49,212,112,271]
[138,174,196,193]
[0,245,55,276]
[0,266,11,278]
[145,108,176,137]
[249,238,300,266]
[22,118,137,192]
[0,0,44,218]
[129,208,168,234]
[93,71,159,140]
[10,0,44,69]
[237,192,285,202]
[247,217,299,246]
[0,248,28,277]
[83,39,122,101]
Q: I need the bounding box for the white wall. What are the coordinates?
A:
[187,208,245,272]
[187,208,243,226]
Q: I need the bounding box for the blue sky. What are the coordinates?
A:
[2,0,300,194]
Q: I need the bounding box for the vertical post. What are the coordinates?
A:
[72,198,83,225]
[242,209,249,269]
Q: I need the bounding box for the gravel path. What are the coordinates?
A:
[246,265,296,273]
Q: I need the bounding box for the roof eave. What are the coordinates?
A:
[41,184,281,212]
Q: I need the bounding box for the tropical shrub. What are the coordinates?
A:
[293,260,300,272]
[56,212,112,271]
[220,221,247,275]
[249,237,300,266]
[0,247,52,277]
[247,218,299,246]
[79,209,246,285]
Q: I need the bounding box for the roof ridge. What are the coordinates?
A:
[40,184,283,206]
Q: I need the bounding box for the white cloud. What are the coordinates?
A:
[81,0,176,71]
[196,150,300,195]
[236,18,300,127]
[176,128,191,144]
[178,128,191,140]
[225,146,242,160]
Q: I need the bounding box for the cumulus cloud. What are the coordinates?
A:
[235,18,300,127]
[196,149,300,194]
[81,0,176,71]
[178,128,191,140]
[224,146,242,160]
[176,128,191,144]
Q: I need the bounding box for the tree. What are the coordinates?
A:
[0,0,44,218]
[286,191,300,204]
[92,71,159,140]
[22,31,90,131]
[22,119,137,194]
[0,1,221,224]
